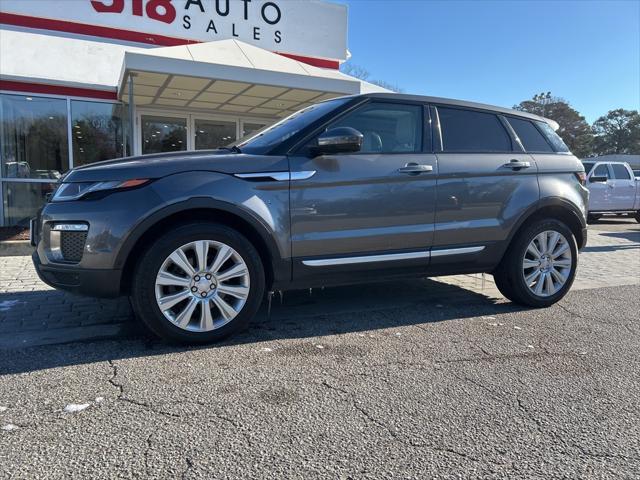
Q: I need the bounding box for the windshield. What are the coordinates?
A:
[234,97,351,154]
[582,162,595,174]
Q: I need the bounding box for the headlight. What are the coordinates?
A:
[51,179,149,202]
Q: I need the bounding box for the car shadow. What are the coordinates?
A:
[0,277,528,375]
[597,229,640,244]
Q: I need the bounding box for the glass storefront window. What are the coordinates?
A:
[2,182,56,226]
[142,115,187,154]
[241,122,267,138]
[195,119,237,150]
[72,101,128,166]
[0,94,68,180]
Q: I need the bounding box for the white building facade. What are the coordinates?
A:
[0,0,383,226]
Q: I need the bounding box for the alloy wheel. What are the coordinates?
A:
[154,240,250,332]
[522,230,572,297]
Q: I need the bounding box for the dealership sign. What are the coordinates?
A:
[0,0,347,62]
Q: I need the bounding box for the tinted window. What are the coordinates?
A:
[593,164,610,179]
[329,103,423,153]
[611,164,631,180]
[438,107,512,152]
[507,117,553,152]
[536,121,570,152]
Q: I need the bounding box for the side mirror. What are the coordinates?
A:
[312,127,363,156]
[589,175,608,183]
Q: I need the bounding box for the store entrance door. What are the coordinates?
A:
[137,109,269,155]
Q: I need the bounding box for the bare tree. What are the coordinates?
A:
[340,62,403,93]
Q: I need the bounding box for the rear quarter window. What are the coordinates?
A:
[535,121,570,153]
[437,107,512,152]
[507,117,554,153]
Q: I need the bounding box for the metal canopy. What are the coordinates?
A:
[118,39,361,119]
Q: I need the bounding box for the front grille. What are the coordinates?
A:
[60,231,87,263]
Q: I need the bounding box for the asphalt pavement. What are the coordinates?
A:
[1,282,639,479]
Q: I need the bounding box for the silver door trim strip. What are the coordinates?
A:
[302,246,485,267]
[430,246,485,257]
[235,172,290,181]
[235,171,316,182]
[302,251,430,267]
[290,170,317,180]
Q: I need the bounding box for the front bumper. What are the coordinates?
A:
[32,252,122,298]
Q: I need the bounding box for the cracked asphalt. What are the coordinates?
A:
[1,280,639,479]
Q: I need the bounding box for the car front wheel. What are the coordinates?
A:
[493,219,578,308]
[130,223,265,344]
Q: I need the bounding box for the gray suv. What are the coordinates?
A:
[31,93,588,344]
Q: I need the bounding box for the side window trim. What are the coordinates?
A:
[498,115,525,153]
[430,105,443,153]
[434,104,515,154]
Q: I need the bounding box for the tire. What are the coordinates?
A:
[493,219,578,308]
[130,223,265,344]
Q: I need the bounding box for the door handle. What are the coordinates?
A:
[503,159,531,169]
[398,163,433,175]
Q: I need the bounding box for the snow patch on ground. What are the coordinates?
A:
[95,397,104,403]
[2,424,18,431]
[0,300,20,312]
[64,403,90,413]
[0,406,8,413]
[260,347,273,353]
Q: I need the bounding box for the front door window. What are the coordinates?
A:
[141,115,187,154]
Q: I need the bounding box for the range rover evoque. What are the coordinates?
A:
[32,93,589,343]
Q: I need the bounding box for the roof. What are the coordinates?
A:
[356,93,560,129]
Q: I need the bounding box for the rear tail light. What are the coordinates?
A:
[574,172,587,186]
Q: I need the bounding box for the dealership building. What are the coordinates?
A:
[0,0,384,226]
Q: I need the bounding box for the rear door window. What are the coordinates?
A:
[611,164,631,180]
[437,107,512,152]
[507,117,554,152]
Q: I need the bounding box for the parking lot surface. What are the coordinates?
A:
[0,220,639,478]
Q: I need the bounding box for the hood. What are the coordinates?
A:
[62,150,288,183]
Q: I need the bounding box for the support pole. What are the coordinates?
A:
[128,73,135,156]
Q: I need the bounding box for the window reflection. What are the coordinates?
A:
[195,119,237,150]
[141,116,187,154]
[2,182,56,226]
[72,101,128,166]
[241,122,267,138]
[0,94,68,179]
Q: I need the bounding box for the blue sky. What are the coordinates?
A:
[337,0,640,123]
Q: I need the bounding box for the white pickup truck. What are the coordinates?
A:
[582,160,640,223]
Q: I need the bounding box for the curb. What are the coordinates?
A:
[0,240,33,257]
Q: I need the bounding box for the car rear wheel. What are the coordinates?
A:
[493,219,578,307]
[130,223,265,344]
